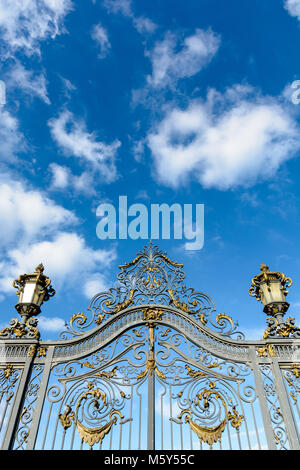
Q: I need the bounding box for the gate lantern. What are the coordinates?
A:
[249,263,292,316]
[249,263,300,339]
[12,263,55,326]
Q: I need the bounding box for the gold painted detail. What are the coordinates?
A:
[79,362,118,379]
[284,366,300,405]
[59,383,124,450]
[95,313,104,326]
[228,406,244,429]
[178,389,244,449]
[256,344,276,357]
[136,356,166,379]
[198,313,208,325]
[291,365,300,378]
[185,365,207,378]
[142,307,163,322]
[207,362,221,369]
[3,364,13,379]
[143,271,161,290]
[132,329,143,337]
[136,312,165,379]
[168,289,197,314]
[160,328,171,337]
[119,254,143,269]
[76,409,123,450]
[70,312,87,329]
[104,289,135,314]
[216,313,233,328]
[0,364,20,405]
[178,409,226,450]
[37,347,47,357]
[59,405,75,430]
[0,318,40,340]
[263,317,300,339]
[27,344,37,357]
[80,360,96,369]
[95,366,118,380]
[119,251,183,270]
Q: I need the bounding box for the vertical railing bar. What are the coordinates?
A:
[70,418,76,450]
[51,410,61,450]
[2,349,36,450]
[226,420,232,450]
[128,384,133,450]
[189,424,193,450]
[160,390,164,450]
[180,422,183,450]
[26,346,55,449]
[60,429,66,450]
[239,400,251,449]
[41,401,53,450]
[236,429,242,450]
[169,384,173,450]
[0,398,9,432]
[250,401,261,450]
[272,359,300,449]
[138,385,142,450]
[109,415,114,450]
[249,348,277,450]
[119,420,122,450]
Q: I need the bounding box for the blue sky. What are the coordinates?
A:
[1,0,300,340]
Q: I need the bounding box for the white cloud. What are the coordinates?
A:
[0,231,116,298]
[6,61,50,104]
[147,85,300,190]
[84,273,109,298]
[48,110,121,183]
[38,315,66,332]
[49,163,97,195]
[103,0,156,34]
[91,23,111,59]
[49,162,70,189]
[0,108,26,162]
[0,0,73,56]
[0,177,116,299]
[0,179,77,247]
[284,0,300,20]
[146,29,220,89]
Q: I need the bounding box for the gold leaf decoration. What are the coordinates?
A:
[76,410,123,450]
[178,410,226,450]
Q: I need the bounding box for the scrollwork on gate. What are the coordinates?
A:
[177,385,244,450]
[59,382,124,450]
[60,242,244,340]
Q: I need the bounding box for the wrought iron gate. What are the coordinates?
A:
[1,243,300,450]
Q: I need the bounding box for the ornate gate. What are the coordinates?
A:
[1,243,300,450]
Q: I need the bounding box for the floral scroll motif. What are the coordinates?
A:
[61,243,244,340]
[58,381,125,450]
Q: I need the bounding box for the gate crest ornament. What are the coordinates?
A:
[62,242,244,340]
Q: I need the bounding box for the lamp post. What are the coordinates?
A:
[249,263,300,338]
[12,263,55,327]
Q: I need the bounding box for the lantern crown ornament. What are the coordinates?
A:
[249,263,292,314]
[249,264,300,339]
[13,263,55,326]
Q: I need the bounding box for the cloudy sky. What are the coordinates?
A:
[1,0,300,339]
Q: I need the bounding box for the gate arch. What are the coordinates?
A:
[1,242,300,450]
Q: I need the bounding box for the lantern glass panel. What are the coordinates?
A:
[21,281,36,304]
[260,280,285,306]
